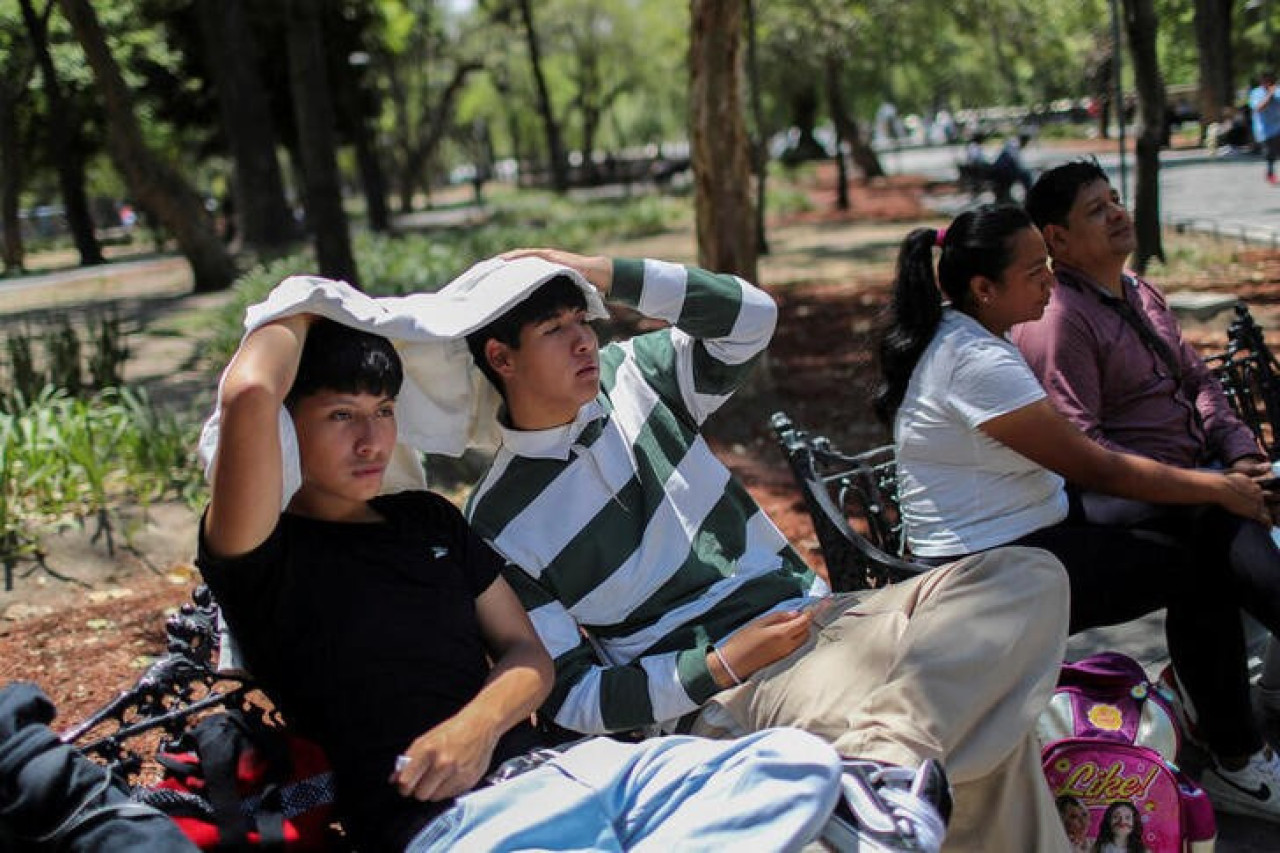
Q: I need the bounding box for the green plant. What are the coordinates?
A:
[0,384,205,584]
[5,328,43,408]
[48,393,128,554]
[0,414,40,592]
[88,310,130,389]
[46,320,83,396]
[115,387,205,508]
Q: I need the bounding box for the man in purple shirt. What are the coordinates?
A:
[1013,159,1280,823]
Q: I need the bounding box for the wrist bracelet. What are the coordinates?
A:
[712,645,743,686]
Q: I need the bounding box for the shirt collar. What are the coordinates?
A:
[498,398,608,460]
[1054,262,1137,303]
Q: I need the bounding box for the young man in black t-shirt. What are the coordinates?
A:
[198,310,842,852]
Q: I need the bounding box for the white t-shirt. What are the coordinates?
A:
[895,309,1068,557]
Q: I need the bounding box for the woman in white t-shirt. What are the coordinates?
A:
[873,204,1280,802]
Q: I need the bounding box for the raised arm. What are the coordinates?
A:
[501,248,777,425]
[392,575,552,801]
[980,399,1269,525]
[204,314,312,557]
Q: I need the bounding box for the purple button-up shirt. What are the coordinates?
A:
[1010,264,1261,468]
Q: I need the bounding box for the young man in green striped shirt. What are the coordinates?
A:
[464,248,1073,853]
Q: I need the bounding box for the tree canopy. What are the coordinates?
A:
[3,0,1273,288]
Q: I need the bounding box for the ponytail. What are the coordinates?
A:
[873,203,1034,427]
[873,227,945,426]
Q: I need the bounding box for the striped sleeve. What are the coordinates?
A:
[499,563,716,733]
[610,258,777,425]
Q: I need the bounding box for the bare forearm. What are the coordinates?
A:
[1085,450,1226,505]
[466,640,552,738]
[220,314,312,405]
[205,314,317,557]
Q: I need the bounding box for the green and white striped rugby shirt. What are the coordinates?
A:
[466,258,826,736]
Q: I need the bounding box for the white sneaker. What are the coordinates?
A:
[1200,747,1280,822]
[820,759,951,852]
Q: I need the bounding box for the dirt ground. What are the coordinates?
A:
[4,163,1280,743]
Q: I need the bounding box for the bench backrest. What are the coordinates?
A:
[770,411,926,592]
[1205,302,1280,460]
[61,585,254,781]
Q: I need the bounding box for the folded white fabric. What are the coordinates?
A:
[198,255,609,507]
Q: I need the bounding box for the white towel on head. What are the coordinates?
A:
[197,255,610,506]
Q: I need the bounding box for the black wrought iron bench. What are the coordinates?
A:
[60,585,257,781]
[1205,302,1280,460]
[770,411,927,592]
[775,301,1280,591]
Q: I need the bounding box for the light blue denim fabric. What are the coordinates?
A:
[405,728,841,852]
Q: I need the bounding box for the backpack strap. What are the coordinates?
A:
[252,784,287,850]
[191,716,253,849]
[221,711,290,851]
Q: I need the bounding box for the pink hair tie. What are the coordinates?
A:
[935,228,947,248]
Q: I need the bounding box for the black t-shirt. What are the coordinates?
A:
[196,490,539,852]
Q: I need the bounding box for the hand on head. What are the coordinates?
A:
[501,248,613,295]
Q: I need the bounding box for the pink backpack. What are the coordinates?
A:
[1037,652,1216,853]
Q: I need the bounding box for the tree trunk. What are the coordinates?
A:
[56,0,236,292]
[195,0,295,253]
[21,0,103,267]
[690,0,757,283]
[785,85,826,162]
[491,67,527,188]
[0,86,24,274]
[826,58,850,211]
[844,119,885,179]
[383,60,416,214]
[745,0,768,255]
[1193,0,1233,141]
[1123,0,1165,271]
[285,0,358,286]
[352,119,391,233]
[336,62,391,233]
[400,61,482,207]
[516,0,568,192]
[825,53,884,191]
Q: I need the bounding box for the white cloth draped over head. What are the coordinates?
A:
[197,255,610,507]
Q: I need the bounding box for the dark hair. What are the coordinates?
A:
[873,203,1035,426]
[1056,794,1086,814]
[465,275,588,394]
[286,317,403,407]
[1025,158,1109,231]
[1093,800,1144,852]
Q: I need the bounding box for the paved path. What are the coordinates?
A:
[890,142,1280,245]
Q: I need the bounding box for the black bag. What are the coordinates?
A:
[137,709,336,851]
[0,681,198,852]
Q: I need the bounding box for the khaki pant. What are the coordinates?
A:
[691,546,1071,853]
